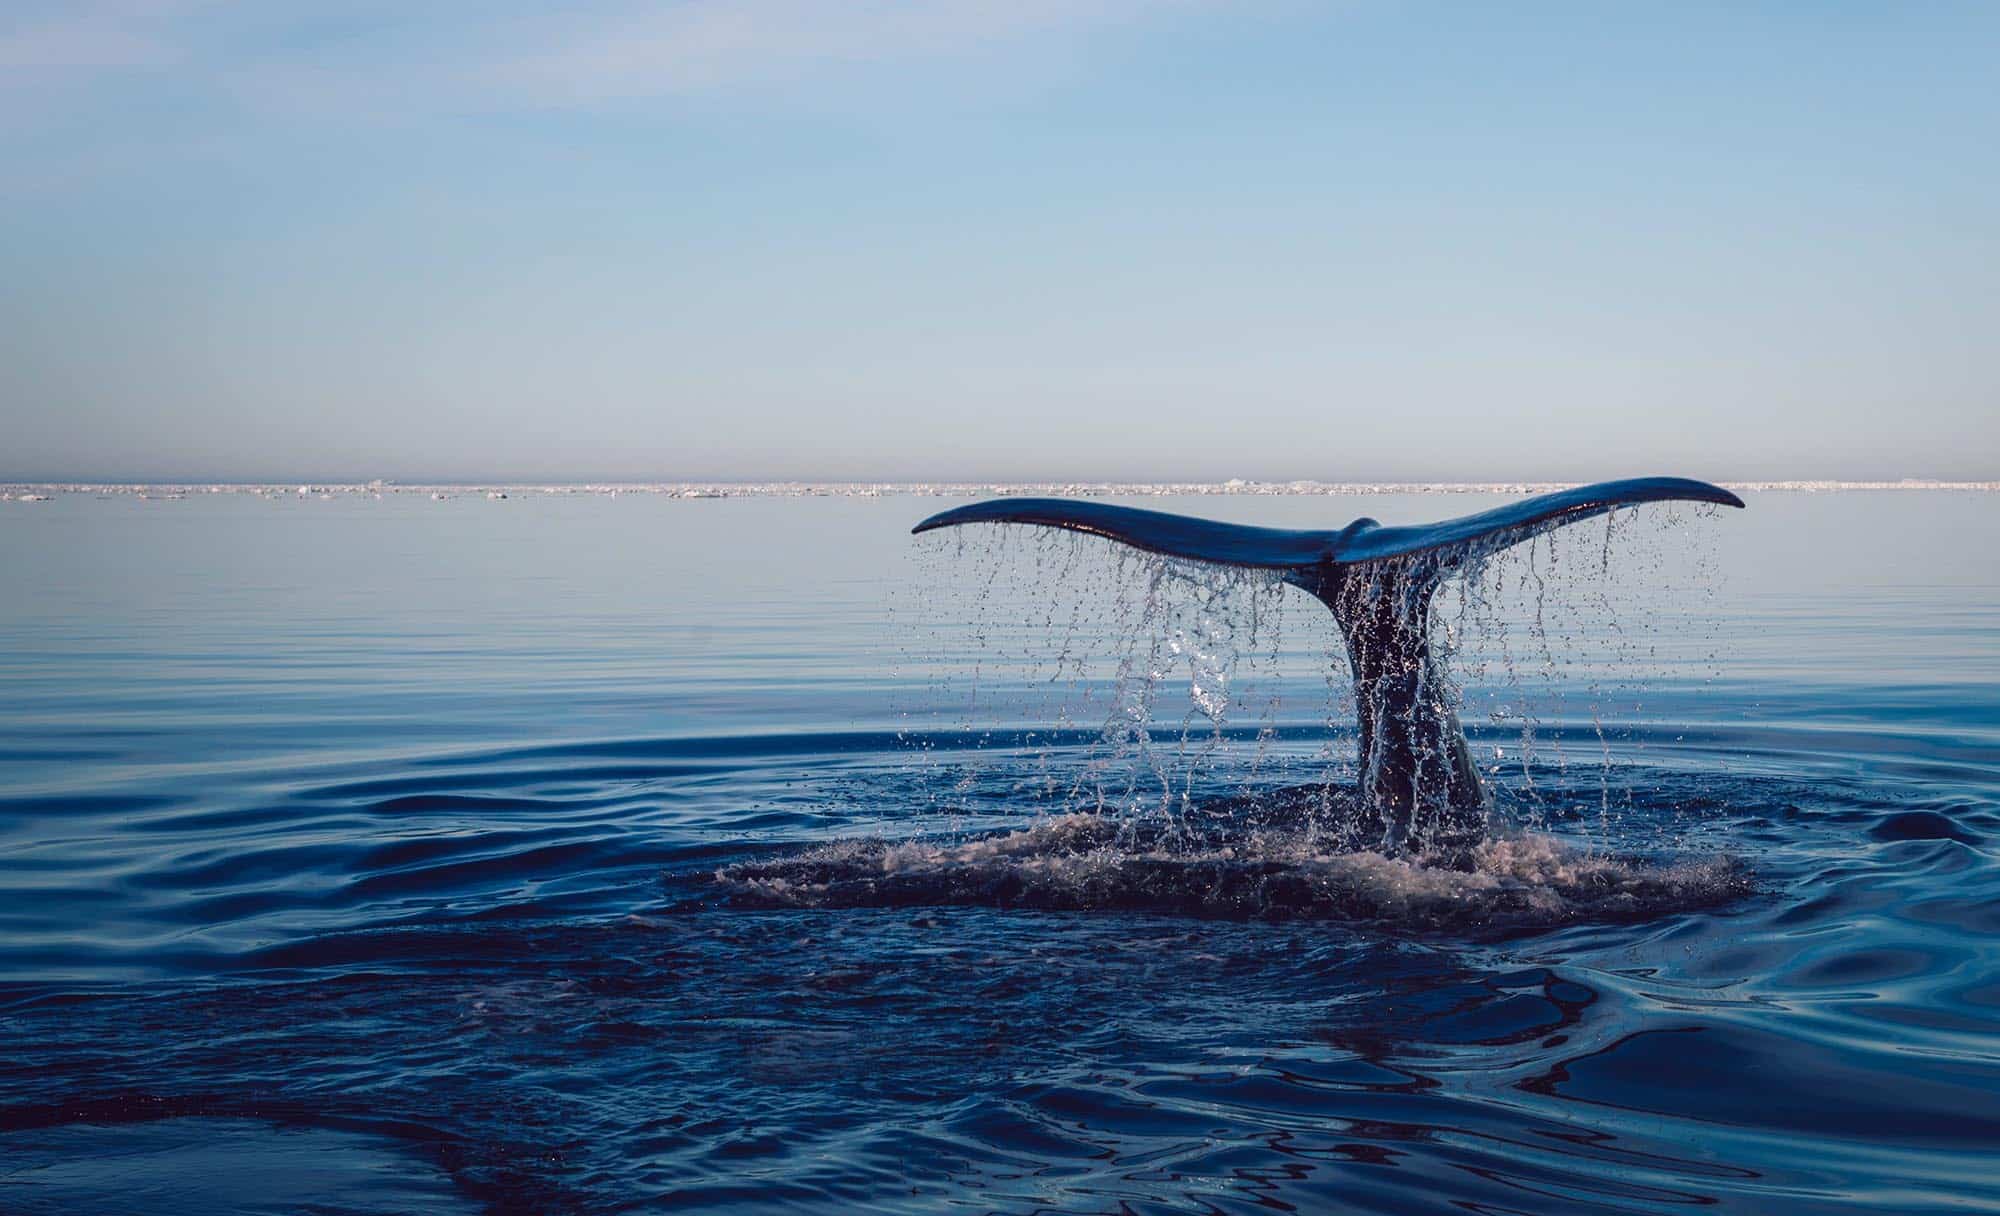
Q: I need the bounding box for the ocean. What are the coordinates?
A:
[1,486,1995,1214]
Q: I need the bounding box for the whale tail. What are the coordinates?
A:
[912,478,1745,853]
[911,477,1743,579]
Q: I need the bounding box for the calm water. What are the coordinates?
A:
[1,490,1997,1214]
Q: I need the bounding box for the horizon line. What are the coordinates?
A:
[7,477,1999,496]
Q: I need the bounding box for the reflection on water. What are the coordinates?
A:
[1,491,1997,1213]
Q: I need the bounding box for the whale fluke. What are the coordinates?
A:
[912,477,1744,853]
[912,477,1742,573]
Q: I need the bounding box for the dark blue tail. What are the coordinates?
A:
[912,477,1743,854]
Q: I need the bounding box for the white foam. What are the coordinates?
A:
[715,814,1748,931]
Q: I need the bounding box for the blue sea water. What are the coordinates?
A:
[1,489,1996,1214]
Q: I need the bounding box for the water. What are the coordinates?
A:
[1,489,1997,1214]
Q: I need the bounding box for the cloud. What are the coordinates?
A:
[0,0,1216,185]
[482,0,1200,102]
[0,0,200,72]
[1,1,1206,107]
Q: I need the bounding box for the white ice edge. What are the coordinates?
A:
[5,479,1997,501]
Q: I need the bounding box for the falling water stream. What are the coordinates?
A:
[721,505,1750,930]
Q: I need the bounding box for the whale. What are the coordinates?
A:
[913,476,1745,854]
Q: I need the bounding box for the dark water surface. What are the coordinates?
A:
[2,490,1996,1214]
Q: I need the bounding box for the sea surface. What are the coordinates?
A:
[1,488,1996,1214]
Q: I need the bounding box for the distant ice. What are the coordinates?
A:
[4,478,1996,502]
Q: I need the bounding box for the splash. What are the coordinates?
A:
[713,808,1751,934]
[853,496,1745,923]
[1443,502,1732,843]
[902,506,1726,837]
[894,530,1301,825]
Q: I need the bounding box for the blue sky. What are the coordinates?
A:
[3,1,1995,481]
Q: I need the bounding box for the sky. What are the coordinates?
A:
[2,1,1995,483]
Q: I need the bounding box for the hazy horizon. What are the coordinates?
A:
[5,457,1996,488]
[8,469,1997,489]
[8,456,1994,489]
